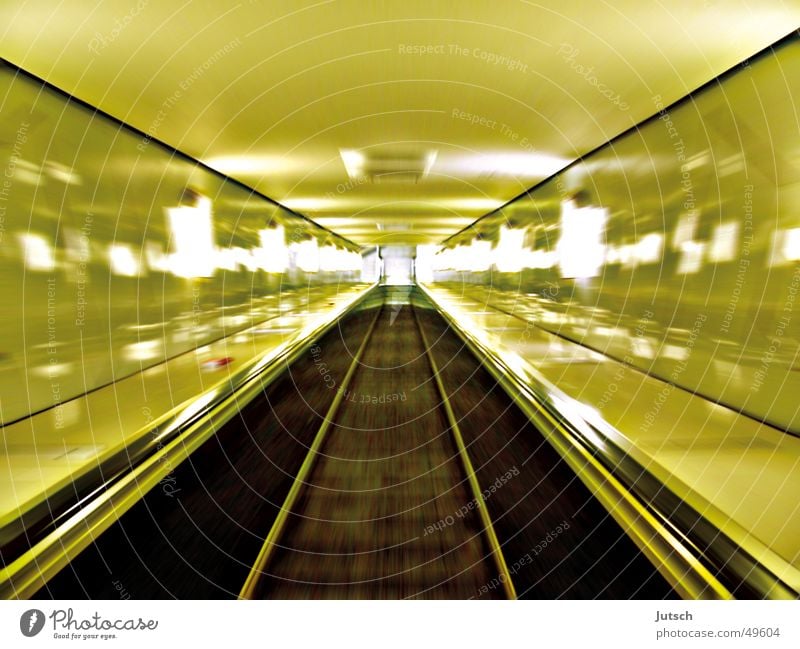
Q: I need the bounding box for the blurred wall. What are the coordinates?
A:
[430,39,800,432]
[0,65,363,424]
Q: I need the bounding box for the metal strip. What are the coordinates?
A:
[412,305,517,600]
[0,285,377,600]
[417,283,734,600]
[432,291,800,595]
[238,307,383,599]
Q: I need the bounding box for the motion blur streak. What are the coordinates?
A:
[432,39,800,433]
[0,63,362,425]
[0,3,798,602]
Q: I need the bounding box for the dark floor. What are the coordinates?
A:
[33,302,674,599]
[417,309,676,599]
[254,306,500,598]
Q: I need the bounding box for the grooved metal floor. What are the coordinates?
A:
[254,307,500,599]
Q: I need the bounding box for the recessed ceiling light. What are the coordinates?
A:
[339,146,438,183]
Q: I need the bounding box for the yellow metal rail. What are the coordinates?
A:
[412,306,517,600]
[0,286,377,600]
[417,283,733,600]
[239,307,382,598]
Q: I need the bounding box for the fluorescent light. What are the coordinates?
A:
[292,239,319,273]
[415,244,438,282]
[530,249,556,269]
[769,227,800,266]
[124,339,162,361]
[18,233,55,272]
[109,244,141,276]
[494,226,527,273]
[233,247,258,272]
[206,155,282,175]
[318,247,361,272]
[782,228,800,261]
[438,198,502,210]
[672,213,698,249]
[709,222,739,263]
[143,242,168,273]
[280,197,338,210]
[319,245,338,271]
[633,233,663,265]
[257,226,289,272]
[214,247,238,271]
[442,241,493,272]
[677,241,705,274]
[556,200,607,278]
[165,195,215,277]
[439,152,567,179]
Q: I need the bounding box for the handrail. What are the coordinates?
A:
[413,306,517,599]
[422,285,800,597]
[239,307,383,598]
[0,284,378,599]
[417,283,744,600]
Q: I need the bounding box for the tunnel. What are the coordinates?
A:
[0,2,799,608]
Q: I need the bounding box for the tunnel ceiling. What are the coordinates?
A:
[2,1,797,247]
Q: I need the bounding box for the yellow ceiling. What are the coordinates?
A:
[2,1,797,246]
